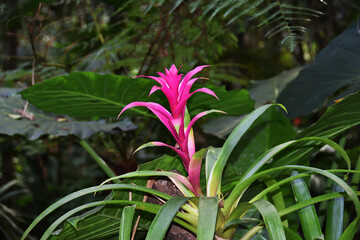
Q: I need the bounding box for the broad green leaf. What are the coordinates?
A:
[202,115,244,139]
[188,86,254,116]
[0,89,136,140]
[325,184,344,240]
[252,200,286,240]
[207,104,285,197]
[291,171,324,240]
[278,26,360,118]
[297,91,360,139]
[197,197,218,240]
[119,205,136,240]
[20,72,254,118]
[145,196,191,240]
[20,73,156,118]
[250,66,303,107]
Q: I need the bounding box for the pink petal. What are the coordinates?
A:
[169,64,179,75]
[174,87,218,118]
[181,65,210,88]
[136,75,169,88]
[135,141,190,169]
[178,78,200,100]
[191,88,219,100]
[149,85,161,96]
[118,102,178,140]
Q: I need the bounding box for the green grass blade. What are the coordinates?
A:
[207,104,285,196]
[325,184,344,240]
[145,196,191,240]
[291,171,324,240]
[197,197,218,240]
[252,199,286,240]
[119,205,136,240]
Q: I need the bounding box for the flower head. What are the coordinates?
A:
[118,65,223,195]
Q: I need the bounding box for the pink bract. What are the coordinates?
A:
[118,65,221,195]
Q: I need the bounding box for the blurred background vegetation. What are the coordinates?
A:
[0,0,359,239]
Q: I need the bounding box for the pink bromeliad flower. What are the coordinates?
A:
[118,65,223,195]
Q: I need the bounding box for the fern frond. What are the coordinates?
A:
[204,0,325,51]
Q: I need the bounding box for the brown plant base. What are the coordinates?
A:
[146,175,196,240]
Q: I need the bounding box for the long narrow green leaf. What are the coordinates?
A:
[21,184,172,240]
[252,199,286,240]
[344,154,360,227]
[340,217,360,240]
[119,205,136,240]
[325,184,344,240]
[197,197,218,240]
[79,139,120,183]
[224,137,350,216]
[205,147,220,185]
[291,171,324,240]
[224,165,360,223]
[261,175,288,226]
[283,226,303,240]
[41,200,195,240]
[145,196,191,240]
[207,104,285,196]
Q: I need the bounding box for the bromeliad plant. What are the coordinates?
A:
[22,65,360,240]
[117,64,224,196]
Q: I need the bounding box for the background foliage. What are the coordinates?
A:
[0,0,360,239]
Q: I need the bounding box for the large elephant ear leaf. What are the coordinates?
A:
[19,72,254,119]
[0,88,136,140]
[277,25,360,118]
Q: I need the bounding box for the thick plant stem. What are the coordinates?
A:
[78,139,120,183]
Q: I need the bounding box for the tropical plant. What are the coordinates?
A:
[20,65,360,240]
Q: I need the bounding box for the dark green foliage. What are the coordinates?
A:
[278,26,360,117]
